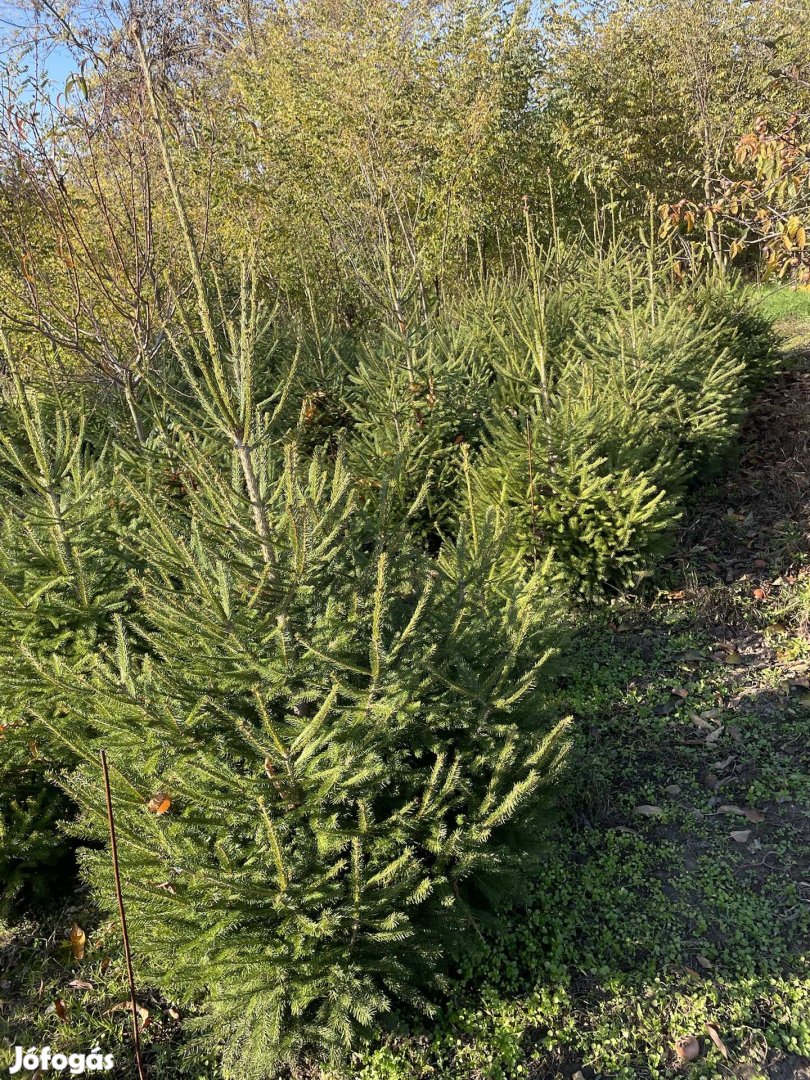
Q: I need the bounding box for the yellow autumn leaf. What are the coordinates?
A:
[70,923,86,960]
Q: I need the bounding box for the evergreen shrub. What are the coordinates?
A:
[55,441,568,1076]
[0,368,135,914]
[470,258,778,595]
[7,273,570,1075]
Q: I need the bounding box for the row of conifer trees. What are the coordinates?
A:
[0,233,779,1075]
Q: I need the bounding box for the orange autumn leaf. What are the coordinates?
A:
[147,793,172,815]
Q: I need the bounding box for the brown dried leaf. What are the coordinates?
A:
[54,998,67,1021]
[705,1024,729,1059]
[711,755,736,771]
[730,829,752,843]
[704,726,725,745]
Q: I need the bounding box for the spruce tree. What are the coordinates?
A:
[0,357,135,912]
[17,255,570,1075]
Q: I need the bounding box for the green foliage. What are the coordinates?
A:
[0,2,803,1073]
[342,323,492,539]
[0,364,135,913]
[691,277,782,393]
[0,733,73,915]
[0,264,568,1074]
[466,250,773,595]
[54,440,567,1074]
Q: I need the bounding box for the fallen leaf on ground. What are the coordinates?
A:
[691,714,714,731]
[106,1001,151,1027]
[68,979,94,990]
[711,754,736,771]
[634,804,663,817]
[696,954,713,969]
[705,1024,729,1059]
[730,829,751,843]
[704,726,725,744]
[654,700,679,716]
[54,998,67,1021]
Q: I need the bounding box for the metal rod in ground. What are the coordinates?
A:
[100,749,147,1080]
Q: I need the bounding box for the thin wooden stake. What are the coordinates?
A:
[100,749,147,1080]
[526,416,538,568]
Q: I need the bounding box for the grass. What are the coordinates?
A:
[758,285,810,351]
[1,309,809,1080]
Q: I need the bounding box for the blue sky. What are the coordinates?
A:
[0,2,79,90]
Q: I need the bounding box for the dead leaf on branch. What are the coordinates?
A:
[147,793,172,815]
